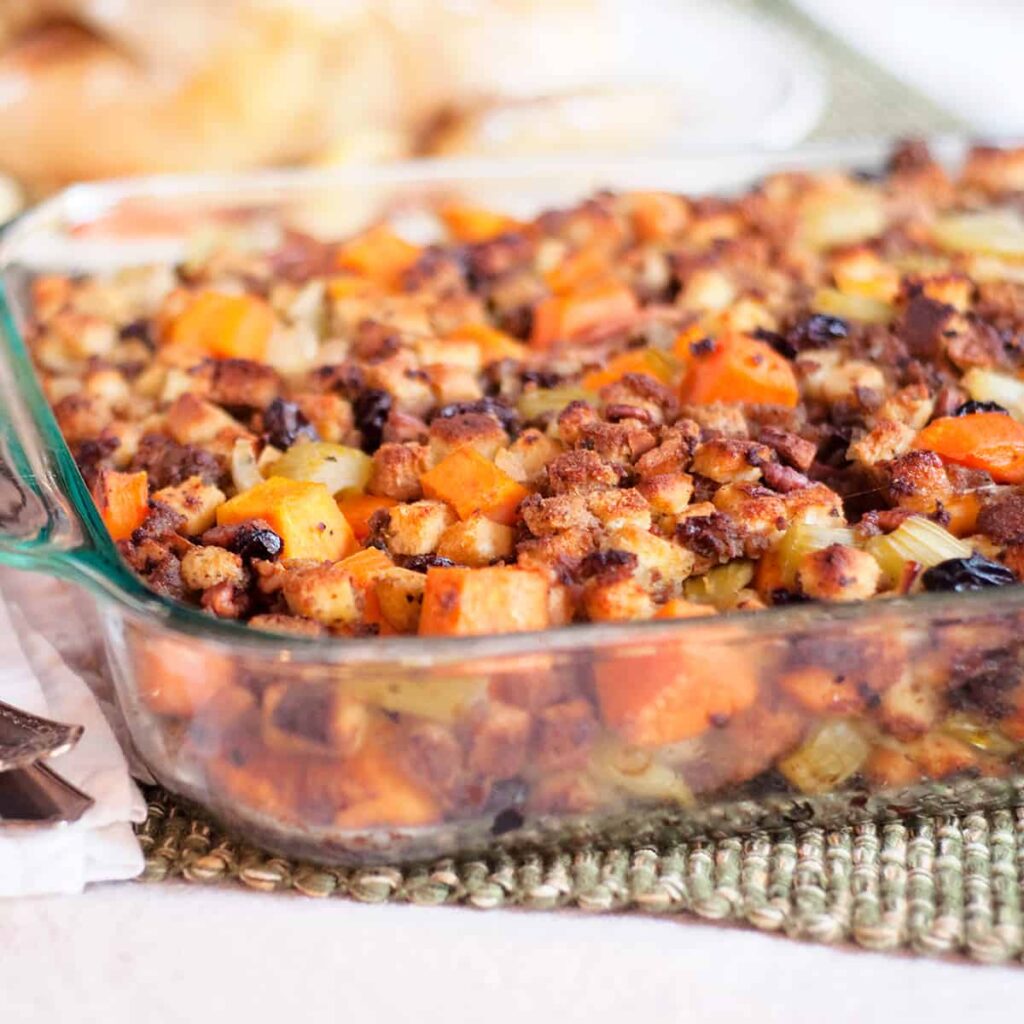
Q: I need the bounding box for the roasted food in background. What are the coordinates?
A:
[0,0,625,196]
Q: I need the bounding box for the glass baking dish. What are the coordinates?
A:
[3,139,1024,866]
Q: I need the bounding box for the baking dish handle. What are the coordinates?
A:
[0,309,98,581]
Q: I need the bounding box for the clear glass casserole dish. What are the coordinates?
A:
[3,139,1024,866]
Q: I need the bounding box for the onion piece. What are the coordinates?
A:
[933,209,1024,258]
[589,738,695,807]
[865,516,971,588]
[961,366,1024,420]
[778,719,871,794]
[268,440,372,495]
[230,437,264,494]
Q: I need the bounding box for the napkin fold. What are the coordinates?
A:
[0,574,145,897]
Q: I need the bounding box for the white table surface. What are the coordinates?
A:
[2,881,1022,1023]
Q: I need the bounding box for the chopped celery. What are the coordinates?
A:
[812,287,892,325]
[942,713,1018,757]
[517,384,595,422]
[778,719,870,794]
[801,188,886,250]
[933,209,1024,257]
[865,516,971,588]
[683,560,754,609]
[344,676,486,723]
[775,522,856,588]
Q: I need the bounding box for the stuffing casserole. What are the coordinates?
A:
[24,140,1024,843]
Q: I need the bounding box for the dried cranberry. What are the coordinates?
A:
[118,318,154,348]
[353,388,393,453]
[497,304,534,340]
[400,554,456,573]
[490,807,525,837]
[74,436,120,489]
[752,326,797,360]
[952,399,1010,417]
[263,398,317,450]
[432,397,519,436]
[578,549,637,580]
[230,523,284,561]
[788,313,849,349]
[947,649,1022,718]
[521,370,563,389]
[921,554,1017,592]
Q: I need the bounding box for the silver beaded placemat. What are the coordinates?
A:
[138,789,1024,964]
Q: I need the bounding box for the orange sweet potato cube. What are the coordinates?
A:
[419,566,550,636]
[165,291,274,361]
[136,634,235,719]
[91,468,149,541]
[420,447,529,526]
[446,322,528,364]
[217,477,356,561]
[594,644,758,746]
[334,723,441,828]
[335,225,421,290]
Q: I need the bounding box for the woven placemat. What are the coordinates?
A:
[136,787,1024,963]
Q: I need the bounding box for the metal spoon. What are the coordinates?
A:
[0,699,94,825]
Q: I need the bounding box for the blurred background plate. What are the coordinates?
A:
[607,0,828,150]
[430,0,828,157]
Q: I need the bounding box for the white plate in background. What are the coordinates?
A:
[604,0,828,150]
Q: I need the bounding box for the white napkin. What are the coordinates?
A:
[0,581,145,896]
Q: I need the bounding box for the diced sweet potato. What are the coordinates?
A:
[863,745,921,788]
[135,634,235,718]
[779,665,868,714]
[336,493,397,542]
[165,291,274,362]
[629,192,688,242]
[530,278,639,348]
[545,241,611,295]
[681,332,799,407]
[913,412,1024,484]
[337,546,395,626]
[217,477,356,561]
[91,468,149,541]
[439,203,522,243]
[653,598,717,620]
[581,348,676,392]
[594,643,758,746]
[446,322,528,364]
[420,447,529,526]
[334,723,441,828]
[419,566,550,636]
[335,225,420,290]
